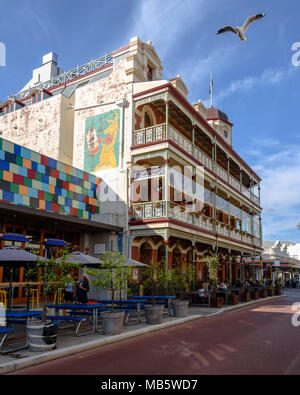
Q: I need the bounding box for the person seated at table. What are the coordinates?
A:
[63,274,75,304]
[197,282,210,304]
[76,275,90,304]
[219,281,227,291]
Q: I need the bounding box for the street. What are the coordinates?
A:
[9,290,300,375]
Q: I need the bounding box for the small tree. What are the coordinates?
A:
[85,251,133,312]
[143,260,170,305]
[26,248,78,322]
[201,256,221,295]
[168,266,189,300]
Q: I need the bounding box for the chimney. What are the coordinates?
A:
[170,75,188,98]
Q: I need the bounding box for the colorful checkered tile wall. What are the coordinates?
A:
[0,137,100,219]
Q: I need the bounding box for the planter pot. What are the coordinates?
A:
[144,304,164,325]
[250,291,259,300]
[100,311,125,336]
[172,300,189,318]
[210,297,223,308]
[228,294,239,305]
[27,319,58,352]
[241,292,251,302]
[275,288,282,295]
[259,289,268,298]
[267,289,275,297]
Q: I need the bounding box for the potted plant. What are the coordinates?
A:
[201,256,223,308]
[250,287,259,300]
[227,287,239,305]
[267,285,275,296]
[85,251,133,335]
[275,280,282,295]
[26,248,77,352]
[259,286,268,298]
[241,286,251,302]
[168,266,189,317]
[143,260,170,324]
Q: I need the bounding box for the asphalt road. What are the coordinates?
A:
[9,290,300,375]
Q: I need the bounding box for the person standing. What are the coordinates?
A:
[76,275,90,304]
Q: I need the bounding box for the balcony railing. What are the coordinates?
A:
[131,201,261,247]
[132,124,260,206]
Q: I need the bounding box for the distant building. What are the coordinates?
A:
[0,36,263,293]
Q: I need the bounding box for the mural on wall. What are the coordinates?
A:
[84,109,120,173]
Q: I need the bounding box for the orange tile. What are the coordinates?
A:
[69,183,76,192]
[65,165,70,174]
[23,158,32,169]
[39,200,46,210]
[49,185,55,194]
[19,185,28,196]
[3,171,13,182]
[88,197,94,205]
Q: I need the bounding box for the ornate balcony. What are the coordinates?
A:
[132,123,260,207]
[130,201,261,248]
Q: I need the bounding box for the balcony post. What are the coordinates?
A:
[239,169,243,193]
[227,156,230,184]
[165,97,169,139]
[259,215,263,248]
[164,157,170,218]
[258,182,261,204]
[192,123,195,158]
[163,239,169,273]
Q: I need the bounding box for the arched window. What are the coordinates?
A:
[144,112,151,128]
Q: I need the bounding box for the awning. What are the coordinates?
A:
[0,233,29,243]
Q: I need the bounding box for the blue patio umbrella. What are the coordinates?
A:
[0,246,45,310]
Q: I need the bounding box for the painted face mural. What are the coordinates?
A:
[84,109,120,173]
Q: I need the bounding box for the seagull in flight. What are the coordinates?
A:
[216,14,266,41]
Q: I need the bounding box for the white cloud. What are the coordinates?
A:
[249,145,300,241]
[129,0,207,57]
[211,66,297,106]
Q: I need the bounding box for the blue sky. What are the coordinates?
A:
[0,0,300,242]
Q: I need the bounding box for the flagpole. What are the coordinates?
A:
[210,72,213,108]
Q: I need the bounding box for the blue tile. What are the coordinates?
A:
[42,174,49,184]
[71,176,78,185]
[0,160,9,171]
[65,198,72,207]
[41,183,49,193]
[18,167,28,177]
[48,158,57,169]
[45,201,52,211]
[31,161,38,172]
[37,164,45,174]
[28,188,38,198]
[3,191,14,202]
[14,194,23,205]
[61,188,67,197]
[59,171,66,181]
[14,145,21,156]
[0,151,5,160]
[76,169,84,179]
[55,187,62,196]
[20,147,31,160]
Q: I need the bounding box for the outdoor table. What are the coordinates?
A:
[47,303,110,334]
[96,299,149,324]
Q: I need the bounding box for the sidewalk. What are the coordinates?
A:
[0,294,286,374]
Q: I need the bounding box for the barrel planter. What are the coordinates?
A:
[267,289,275,297]
[210,297,223,308]
[27,319,57,352]
[250,291,259,300]
[259,289,268,298]
[144,304,164,324]
[228,294,239,305]
[172,300,189,318]
[241,292,251,302]
[100,311,125,336]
